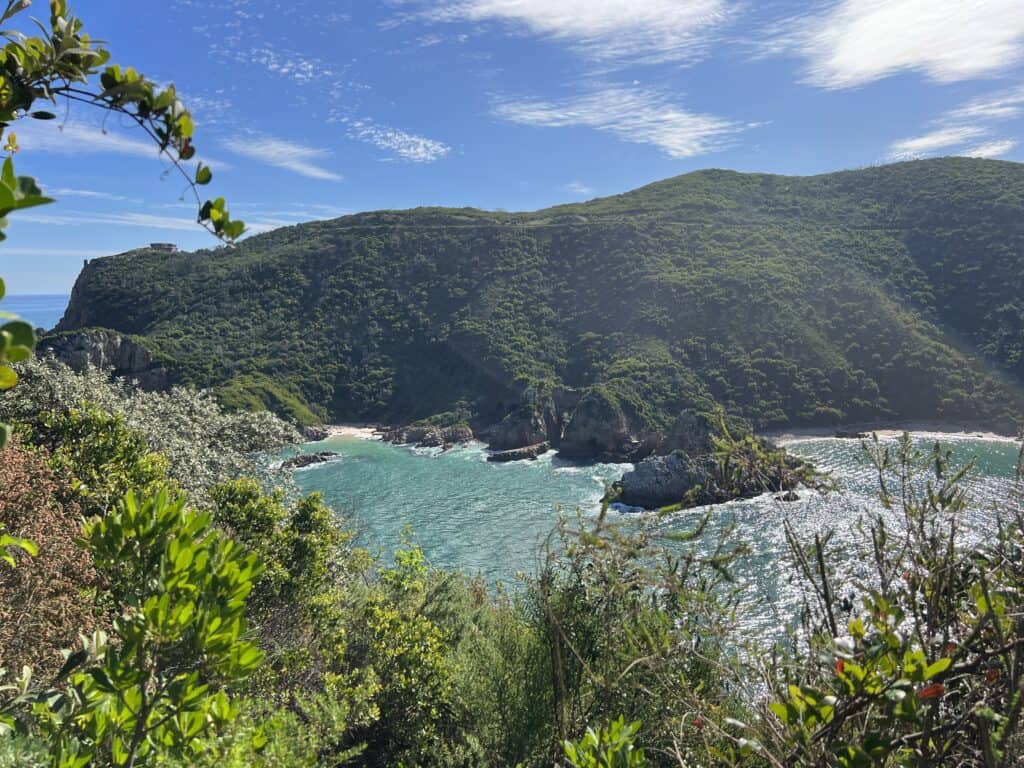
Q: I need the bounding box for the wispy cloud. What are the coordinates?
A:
[222,135,343,181]
[886,85,1022,161]
[0,247,109,259]
[14,209,301,236]
[493,87,747,158]
[947,86,1024,122]
[887,126,988,161]
[565,181,594,196]
[14,119,228,173]
[766,0,1024,89]
[46,187,138,202]
[417,0,732,64]
[961,139,1018,159]
[17,211,202,231]
[14,120,162,158]
[341,118,450,163]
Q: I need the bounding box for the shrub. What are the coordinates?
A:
[0,439,99,678]
[1,358,299,505]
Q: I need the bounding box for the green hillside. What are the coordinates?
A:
[53,157,1024,435]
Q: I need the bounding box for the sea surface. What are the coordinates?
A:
[293,431,1022,637]
[3,294,70,330]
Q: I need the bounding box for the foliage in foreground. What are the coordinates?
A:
[0,358,298,505]
[2,363,1024,767]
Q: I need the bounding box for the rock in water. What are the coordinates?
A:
[302,425,331,441]
[383,423,473,449]
[283,451,339,469]
[488,405,550,450]
[612,453,707,509]
[487,442,550,463]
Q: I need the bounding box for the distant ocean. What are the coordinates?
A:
[4,294,70,330]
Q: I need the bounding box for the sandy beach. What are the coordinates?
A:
[767,421,1021,444]
[324,424,383,440]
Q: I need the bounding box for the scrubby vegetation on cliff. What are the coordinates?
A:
[55,157,1024,437]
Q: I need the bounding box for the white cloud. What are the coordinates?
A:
[885,85,1023,161]
[13,119,228,174]
[17,211,203,231]
[887,125,988,161]
[768,0,1024,89]
[948,86,1024,122]
[493,87,745,158]
[342,118,450,163]
[14,120,162,158]
[47,188,136,202]
[419,0,731,63]
[223,135,343,181]
[961,139,1017,159]
[0,247,108,258]
[565,181,594,196]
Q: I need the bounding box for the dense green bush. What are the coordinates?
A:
[0,359,298,505]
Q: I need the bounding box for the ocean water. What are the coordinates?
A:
[3,294,70,330]
[293,432,1022,636]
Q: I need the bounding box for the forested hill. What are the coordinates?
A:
[53,157,1024,437]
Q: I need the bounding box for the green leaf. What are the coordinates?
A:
[0,366,17,390]
[924,657,952,680]
[195,164,212,185]
[1,320,33,348]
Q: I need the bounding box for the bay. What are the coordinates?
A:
[293,431,1022,637]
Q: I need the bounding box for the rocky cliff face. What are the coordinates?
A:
[558,388,645,461]
[40,330,169,390]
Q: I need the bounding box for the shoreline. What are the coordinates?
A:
[767,421,1021,444]
[324,423,384,440]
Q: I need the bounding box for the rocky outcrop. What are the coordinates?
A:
[283,451,339,469]
[302,425,331,441]
[40,329,169,390]
[488,405,550,450]
[383,423,473,449]
[487,441,550,463]
[559,388,638,461]
[613,453,708,509]
[608,433,812,511]
[660,410,716,455]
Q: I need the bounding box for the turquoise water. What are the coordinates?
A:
[3,294,69,330]
[292,432,1022,634]
[291,438,626,579]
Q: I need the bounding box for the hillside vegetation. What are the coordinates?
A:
[54,157,1024,434]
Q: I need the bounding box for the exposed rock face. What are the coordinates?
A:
[488,406,550,450]
[383,423,473,449]
[302,425,331,441]
[614,453,708,509]
[559,388,636,461]
[487,441,550,463]
[283,451,339,469]
[660,410,716,455]
[40,330,169,390]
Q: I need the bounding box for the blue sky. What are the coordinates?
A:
[4,0,1024,293]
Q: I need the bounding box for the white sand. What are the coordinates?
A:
[767,421,1021,444]
[325,424,382,440]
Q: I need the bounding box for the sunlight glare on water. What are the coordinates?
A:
[293,432,1021,636]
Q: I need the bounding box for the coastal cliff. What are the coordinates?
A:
[53,158,1024,455]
